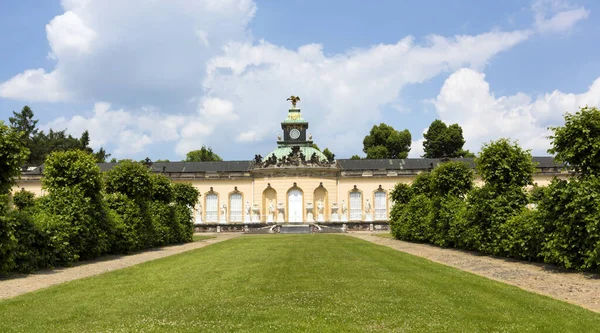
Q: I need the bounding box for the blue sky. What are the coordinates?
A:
[1,0,599,161]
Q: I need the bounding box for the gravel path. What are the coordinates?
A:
[350,233,600,313]
[0,233,241,300]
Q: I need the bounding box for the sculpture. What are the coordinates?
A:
[245,201,251,215]
[221,203,227,216]
[269,199,275,217]
[341,200,348,214]
[287,95,301,108]
[277,134,282,140]
[308,133,312,140]
[365,199,371,214]
[317,199,324,215]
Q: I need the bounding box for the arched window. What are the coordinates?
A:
[374,191,387,220]
[229,193,243,222]
[205,193,218,222]
[349,191,362,221]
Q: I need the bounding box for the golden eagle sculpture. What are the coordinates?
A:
[286,95,301,108]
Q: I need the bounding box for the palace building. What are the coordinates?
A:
[15,103,568,232]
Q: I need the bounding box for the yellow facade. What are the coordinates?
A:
[13,170,568,225]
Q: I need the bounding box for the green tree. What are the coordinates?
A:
[476,138,536,191]
[350,155,361,160]
[422,119,472,158]
[549,106,600,177]
[93,147,110,163]
[322,148,335,162]
[79,130,92,153]
[362,123,411,159]
[9,106,38,141]
[185,145,222,162]
[0,121,29,195]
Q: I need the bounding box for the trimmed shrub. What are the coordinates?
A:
[430,161,473,198]
[411,172,433,196]
[539,177,600,272]
[43,150,102,198]
[0,195,16,274]
[150,174,173,204]
[390,183,413,205]
[34,187,111,264]
[476,138,536,192]
[172,182,200,208]
[104,192,150,252]
[463,185,527,254]
[498,208,544,261]
[105,161,152,201]
[391,194,433,242]
[12,189,36,211]
[430,195,468,248]
[10,208,50,273]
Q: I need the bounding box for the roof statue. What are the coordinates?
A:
[286,95,301,108]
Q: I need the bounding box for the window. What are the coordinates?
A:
[229,193,243,222]
[374,191,387,220]
[349,191,362,221]
[205,193,218,222]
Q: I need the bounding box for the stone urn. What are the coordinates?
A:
[306,202,314,223]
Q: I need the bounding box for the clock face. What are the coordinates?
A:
[290,128,300,139]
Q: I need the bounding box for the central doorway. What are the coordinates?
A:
[287,189,303,223]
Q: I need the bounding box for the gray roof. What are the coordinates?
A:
[337,157,563,171]
[22,157,564,175]
[96,161,253,173]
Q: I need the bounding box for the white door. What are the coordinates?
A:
[288,189,303,223]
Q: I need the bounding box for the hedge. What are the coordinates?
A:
[0,151,199,275]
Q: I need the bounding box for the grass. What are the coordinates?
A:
[1,235,599,332]
[192,234,215,242]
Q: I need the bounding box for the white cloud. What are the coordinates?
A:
[532,0,589,33]
[1,0,256,104]
[44,102,189,156]
[43,27,532,159]
[46,10,96,58]
[0,68,68,102]
[427,68,600,155]
[198,30,530,157]
[7,0,593,159]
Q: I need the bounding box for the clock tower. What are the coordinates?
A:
[257,97,329,166]
[280,107,310,144]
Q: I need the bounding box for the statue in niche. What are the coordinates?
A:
[365,199,372,214]
[286,95,301,108]
[341,200,348,215]
[221,203,227,216]
[245,201,251,216]
[317,199,324,215]
[269,199,275,218]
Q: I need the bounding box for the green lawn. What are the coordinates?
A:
[1,235,599,332]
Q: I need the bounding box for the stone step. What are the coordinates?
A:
[279,224,312,234]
